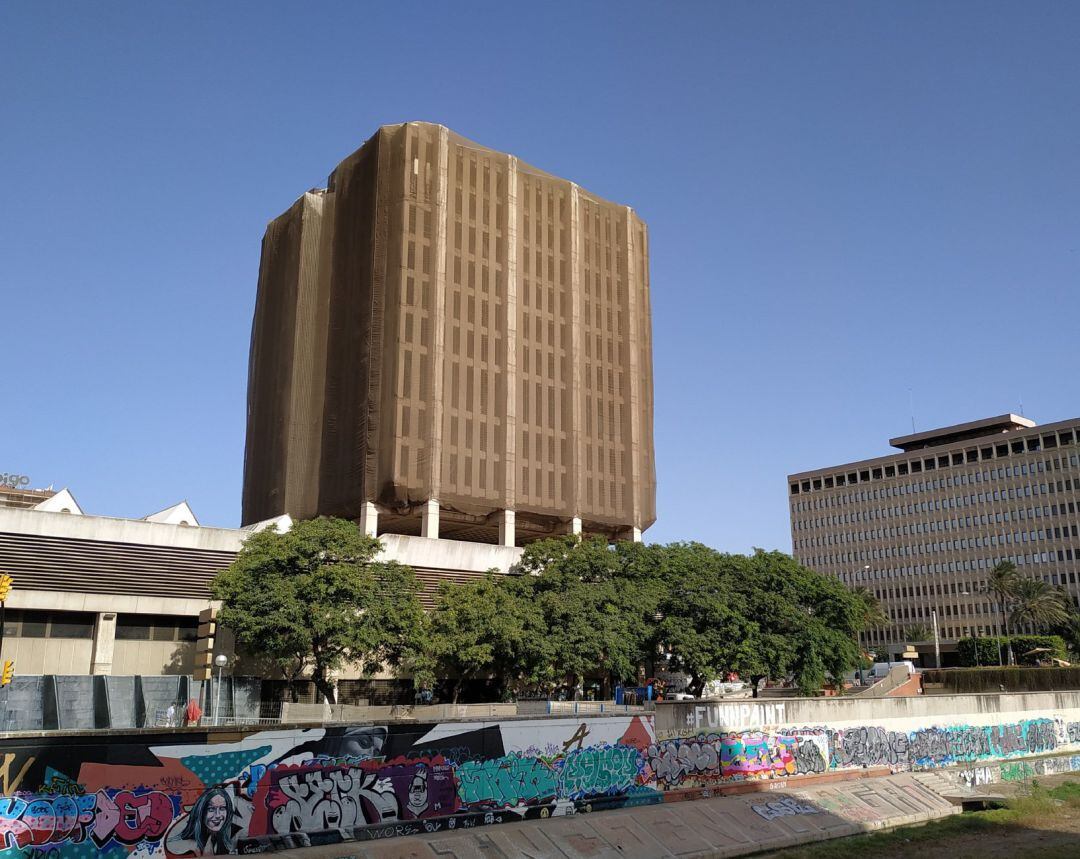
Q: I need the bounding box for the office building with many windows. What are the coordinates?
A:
[788,414,1080,661]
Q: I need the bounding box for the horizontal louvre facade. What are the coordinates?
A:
[0,531,235,599]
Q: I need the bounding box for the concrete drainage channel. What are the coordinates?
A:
[258,757,1080,859]
[256,771,969,859]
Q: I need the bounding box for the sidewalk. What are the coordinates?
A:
[267,772,958,859]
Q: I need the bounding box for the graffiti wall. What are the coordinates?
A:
[4,701,1080,855]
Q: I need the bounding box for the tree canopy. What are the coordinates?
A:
[497,538,867,698]
[505,536,665,697]
[654,543,759,696]
[1010,577,1072,631]
[214,523,877,702]
[735,550,865,695]
[426,573,541,702]
[211,517,427,703]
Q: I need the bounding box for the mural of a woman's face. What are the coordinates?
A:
[205,794,229,833]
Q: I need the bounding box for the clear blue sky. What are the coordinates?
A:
[4,3,1079,552]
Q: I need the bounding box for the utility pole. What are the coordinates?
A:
[0,574,14,730]
[0,573,11,657]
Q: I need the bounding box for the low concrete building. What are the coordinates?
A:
[0,495,523,679]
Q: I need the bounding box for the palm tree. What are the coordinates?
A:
[987,561,1020,665]
[905,622,933,642]
[1010,577,1071,633]
[850,586,888,685]
[1059,612,1080,661]
[853,586,888,630]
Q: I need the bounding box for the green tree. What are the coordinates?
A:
[462,540,867,702]
[1056,613,1080,661]
[654,544,761,697]
[904,623,933,642]
[427,574,535,703]
[988,561,1021,665]
[211,517,427,703]
[1010,578,1071,632]
[509,536,663,697]
[852,586,889,629]
[733,551,865,696]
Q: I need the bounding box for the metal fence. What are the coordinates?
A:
[0,674,652,734]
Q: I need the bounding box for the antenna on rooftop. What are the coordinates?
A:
[1019,396,1025,417]
[908,388,916,433]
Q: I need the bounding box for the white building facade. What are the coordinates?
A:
[0,491,522,679]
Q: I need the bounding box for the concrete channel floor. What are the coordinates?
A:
[267,772,959,859]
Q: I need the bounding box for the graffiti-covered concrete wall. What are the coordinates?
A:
[651,691,1080,788]
[3,692,1080,855]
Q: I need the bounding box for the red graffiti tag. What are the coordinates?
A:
[92,790,174,846]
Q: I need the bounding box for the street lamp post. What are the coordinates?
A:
[973,580,1005,666]
[213,654,229,727]
[960,590,979,667]
[931,610,941,669]
[857,565,871,685]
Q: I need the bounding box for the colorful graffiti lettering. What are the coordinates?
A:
[558,746,640,799]
[1,714,1079,854]
[1038,755,1080,776]
[827,719,1057,771]
[751,796,821,821]
[457,755,557,807]
[0,789,174,852]
[1000,754,1080,782]
[252,756,458,838]
[1000,761,1036,782]
[648,732,822,789]
[647,737,720,786]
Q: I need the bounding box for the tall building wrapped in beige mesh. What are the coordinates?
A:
[243,122,655,545]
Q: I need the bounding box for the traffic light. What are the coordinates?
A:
[1,660,13,686]
[0,574,12,602]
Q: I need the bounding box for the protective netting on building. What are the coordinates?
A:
[243,122,655,539]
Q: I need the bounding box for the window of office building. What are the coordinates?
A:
[115,614,199,643]
[1,610,95,639]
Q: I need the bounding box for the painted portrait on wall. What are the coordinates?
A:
[166,788,244,856]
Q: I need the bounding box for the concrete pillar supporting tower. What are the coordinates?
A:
[421,499,440,539]
[360,502,379,538]
[498,510,515,547]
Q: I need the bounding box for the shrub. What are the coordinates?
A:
[956,635,1066,667]
[957,636,1005,667]
[922,666,1080,693]
[1010,635,1067,665]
